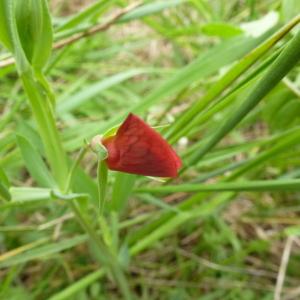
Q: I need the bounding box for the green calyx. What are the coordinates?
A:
[90,135,108,161]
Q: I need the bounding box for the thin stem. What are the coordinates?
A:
[64,145,89,193]
[70,201,132,300]
[97,160,108,215]
[54,2,141,50]
[21,73,69,190]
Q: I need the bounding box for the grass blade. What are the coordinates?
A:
[135,179,300,194]
[57,69,153,114]
[16,134,56,188]
[56,0,111,32]
[119,0,185,22]
[109,173,136,213]
[47,270,105,300]
[183,29,300,173]
[166,15,300,143]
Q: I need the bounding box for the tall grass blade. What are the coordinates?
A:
[183,29,300,173]
[16,135,56,188]
[135,179,300,194]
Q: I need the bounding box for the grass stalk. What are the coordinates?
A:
[21,73,69,190]
[181,28,300,173]
[70,201,132,300]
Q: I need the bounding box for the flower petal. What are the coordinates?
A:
[102,113,181,177]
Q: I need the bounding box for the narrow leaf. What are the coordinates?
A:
[119,0,185,22]
[109,173,136,213]
[16,134,56,188]
[15,0,53,69]
[135,179,300,194]
[0,182,11,201]
[0,0,13,50]
[184,29,300,172]
[57,69,151,114]
[56,0,110,32]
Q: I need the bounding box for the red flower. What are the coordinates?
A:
[102,113,182,177]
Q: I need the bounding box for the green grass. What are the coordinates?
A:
[0,0,300,299]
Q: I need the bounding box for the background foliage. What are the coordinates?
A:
[0,0,300,299]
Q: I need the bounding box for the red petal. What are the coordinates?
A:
[102,113,181,177]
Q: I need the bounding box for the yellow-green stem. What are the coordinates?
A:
[97,160,108,215]
[21,73,68,190]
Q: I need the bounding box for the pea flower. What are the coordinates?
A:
[101,113,182,177]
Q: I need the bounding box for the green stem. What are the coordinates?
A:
[20,69,132,300]
[10,5,131,297]
[64,145,88,193]
[21,72,68,190]
[70,201,132,300]
[135,178,300,194]
[97,160,108,215]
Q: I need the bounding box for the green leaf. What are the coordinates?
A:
[15,0,53,69]
[10,187,51,202]
[17,121,45,156]
[274,98,300,129]
[0,1,67,189]
[16,134,56,188]
[165,16,300,143]
[0,0,30,73]
[0,1,13,50]
[229,127,300,179]
[119,0,185,22]
[56,0,111,32]
[0,167,10,187]
[21,74,69,190]
[0,182,11,201]
[0,235,88,269]
[133,34,269,115]
[0,187,52,210]
[71,166,98,206]
[138,193,181,213]
[183,29,300,172]
[109,173,136,213]
[135,179,300,194]
[57,69,152,114]
[47,270,104,300]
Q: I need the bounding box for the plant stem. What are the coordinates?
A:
[97,160,108,215]
[21,72,68,190]
[70,201,132,300]
[19,66,132,300]
[8,3,132,297]
[64,145,88,193]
